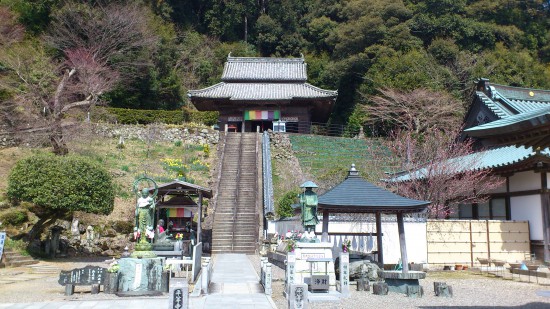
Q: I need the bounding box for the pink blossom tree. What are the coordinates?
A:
[381,127,504,218]
[0,3,155,155]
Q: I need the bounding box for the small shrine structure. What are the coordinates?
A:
[153,180,212,244]
[317,164,430,273]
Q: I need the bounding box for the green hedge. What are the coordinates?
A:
[104,108,219,126]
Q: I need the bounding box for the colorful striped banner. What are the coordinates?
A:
[244,110,280,121]
[167,208,192,217]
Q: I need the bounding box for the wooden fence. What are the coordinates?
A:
[427,219,531,267]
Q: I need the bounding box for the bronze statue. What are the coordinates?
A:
[132,177,158,254]
[299,181,319,232]
[136,188,155,235]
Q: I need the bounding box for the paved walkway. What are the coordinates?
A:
[0,254,275,309]
[190,253,276,309]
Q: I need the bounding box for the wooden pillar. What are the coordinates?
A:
[197,192,202,244]
[375,212,383,265]
[397,212,409,273]
[322,209,329,242]
[541,172,550,262]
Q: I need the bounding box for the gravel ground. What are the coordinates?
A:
[3,255,550,308]
[248,255,550,309]
[0,257,125,303]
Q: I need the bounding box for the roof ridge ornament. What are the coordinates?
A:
[348,164,359,178]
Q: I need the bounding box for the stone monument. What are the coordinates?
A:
[286,181,337,294]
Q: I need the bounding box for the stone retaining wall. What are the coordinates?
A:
[0,123,220,148]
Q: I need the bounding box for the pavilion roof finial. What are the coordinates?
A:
[348,164,359,178]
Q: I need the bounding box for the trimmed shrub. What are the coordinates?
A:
[276,190,299,219]
[7,153,115,216]
[102,107,219,126]
[106,108,187,124]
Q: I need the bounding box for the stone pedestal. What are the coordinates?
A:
[378,270,426,294]
[292,242,336,292]
[117,258,164,293]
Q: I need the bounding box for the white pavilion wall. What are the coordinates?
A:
[271,218,428,265]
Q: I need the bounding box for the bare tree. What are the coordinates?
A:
[378,127,504,219]
[0,7,24,46]
[363,87,464,135]
[0,2,156,155]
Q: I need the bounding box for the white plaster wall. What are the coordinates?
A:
[271,219,428,265]
[509,171,540,192]
[510,195,543,240]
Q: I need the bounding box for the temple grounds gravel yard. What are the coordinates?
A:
[1,255,550,308]
[248,255,550,309]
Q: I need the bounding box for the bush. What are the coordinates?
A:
[112,220,134,234]
[277,190,299,219]
[7,153,115,217]
[106,108,187,124]
[0,209,28,226]
[103,107,219,126]
[188,109,219,126]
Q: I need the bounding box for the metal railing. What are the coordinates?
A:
[262,131,274,218]
[284,122,364,138]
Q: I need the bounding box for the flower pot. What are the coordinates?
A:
[455,265,463,271]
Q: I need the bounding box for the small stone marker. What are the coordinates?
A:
[104,272,119,294]
[58,265,106,296]
[289,283,308,309]
[339,252,350,297]
[434,282,453,297]
[201,263,209,294]
[357,276,369,291]
[286,252,296,295]
[406,285,423,298]
[265,262,273,295]
[169,278,188,309]
[373,282,388,295]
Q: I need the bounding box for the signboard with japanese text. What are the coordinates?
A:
[310,275,329,291]
[0,232,5,261]
[58,266,106,286]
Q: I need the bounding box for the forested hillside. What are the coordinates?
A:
[1,0,549,134]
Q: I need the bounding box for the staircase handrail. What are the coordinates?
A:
[231,132,244,250]
[210,131,227,228]
[262,131,274,218]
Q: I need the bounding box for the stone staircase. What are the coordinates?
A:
[1,250,38,267]
[212,132,260,254]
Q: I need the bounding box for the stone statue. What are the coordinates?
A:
[299,181,320,232]
[135,188,155,237]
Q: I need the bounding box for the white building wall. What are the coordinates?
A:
[510,195,542,240]
[509,171,540,191]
